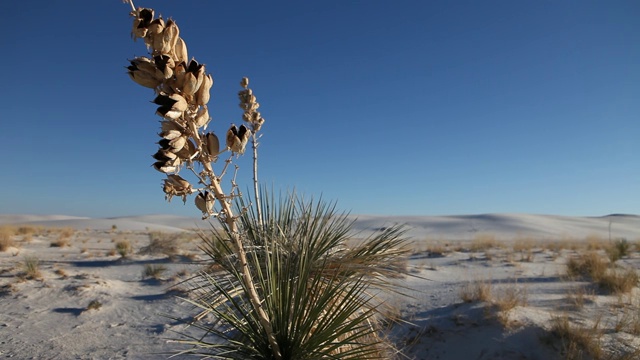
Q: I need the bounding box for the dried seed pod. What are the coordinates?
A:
[166,174,191,190]
[174,137,197,160]
[153,161,177,174]
[195,191,215,218]
[154,93,188,120]
[159,129,182,140]
[147,18,166,51]
[241,77,249,88]
[204,132,220,157]
[226,124,251,154]
[160,19,180,55]
[194,106,211,128]
[152,149,178,162]
[127,57,162,88]
[160,120,183,133]
[153,55,174,79]
[182,59,205,96]
[158,135,187,153]
[131,8,154,39]
[195,74,213,106]
[173,37,188,65]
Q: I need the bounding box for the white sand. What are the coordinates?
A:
[1,213,639,359]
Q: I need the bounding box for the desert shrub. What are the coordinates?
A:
[607,238,630,262]
[115,240,132,258]
[0,227,15,251]
[50,237,71,247]
[460,280,492,303]
[469,233,501,252]
[22,256,41,279]
[548,315,602,360]
[86,300,102,311]
[180,194,411,358]
[139,232,181,258]
[598,269,638,295]
[566,252,609,281]
[143,264,167,279]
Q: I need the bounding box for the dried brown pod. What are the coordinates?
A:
[195,191,215,218]
[159,129,182,140]
[160,120,183,133]
[182,59,205,96]
[240,77,249,88]
[127,57,162,88]
[203,132,220,157]
[147,18,166,51]
[166,174,191,191]
[154,93,188,120]
[152,148,178,162]
[163,174,192,203]
[131,8,154,39]
[160,19,180,55]
[174,137,198,160]
[226,124,251,154]
[173,37,188,65]
[195,74,213,106]
[153,55,175,79]
[158,135,187,153]
[153,161,177,174]
[194,106,211,128]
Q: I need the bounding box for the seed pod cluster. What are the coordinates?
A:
[127,7,217,212]
[126,7,265,219]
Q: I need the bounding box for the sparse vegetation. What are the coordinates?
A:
[139,232,181,258]
[566,252,638,295]
[607,238,630,262]
[86,300,102,311]
[0,226,15,251]
[548,315,603,360]
[22,256,41,279]
[460,280,492,303]
[143,264,167,279]
[115,240,132,258]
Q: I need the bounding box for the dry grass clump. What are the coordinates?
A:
[139,232,181,258]
[50,237,71,248]
[598,269,638,295]
[513,238,536,262]
[566,252,638,295]
[143,264,167,279]
[0,226,15,251]
[22,256,41,279]
[86,300,102,311]
[566,252,609,280]
[548,315,602,360]
[607,238,630,263]
[469,233,501,252]
[460,280,492,303]
[115,240,132,258]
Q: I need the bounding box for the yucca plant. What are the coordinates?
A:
[122,2,410,358]
[174,192,410,359]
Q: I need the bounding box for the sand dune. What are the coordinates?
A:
[1,212,639,359]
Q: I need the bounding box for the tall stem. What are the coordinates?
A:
[209,175,281,360]
[252,133,263,227]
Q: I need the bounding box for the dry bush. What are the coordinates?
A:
[586,234,606,251]
[54,267,67,278]
[425,242,448,257]
[566,286,594,310]
[139,232,182,258]
[567,252,638,295]
[469,233,501,252]
[566,252,609,281]
[86,300,102,311]
[548,315,603,360]
[607,238,630,263]
[0,227,15,251]
[598,269,638,295]
[460,280,492,303]
[513,238,536,262]
[143,264,167,279]
[115,240,132,258]
[17,225,42,236]
[50,237,71,247]
[106,249,117,257]
[22,256,41,279]
[494,284,527,312]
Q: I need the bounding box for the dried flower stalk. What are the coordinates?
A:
[123,2,280,358]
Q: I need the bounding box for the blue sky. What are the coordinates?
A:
[0,1,638,218]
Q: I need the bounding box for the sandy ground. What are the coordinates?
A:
[0,213,639,359]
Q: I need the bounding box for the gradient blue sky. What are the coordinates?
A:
[1,1,638,218]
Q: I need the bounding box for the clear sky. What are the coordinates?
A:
[0,1,638,218]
